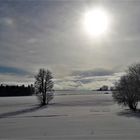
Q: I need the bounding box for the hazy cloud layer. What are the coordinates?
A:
[0,1,140,89]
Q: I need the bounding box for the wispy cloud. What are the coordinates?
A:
[71,68,115,77]
[0,73,34,85]
[54,69,125,90]
[0,17,14,27]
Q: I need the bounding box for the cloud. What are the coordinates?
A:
[54,69,125,90]
[0,66,124,89]
[72,68,115,77]
[0,17,15,27]
[0,66,33,85]
[0,1,139,89]
[26,38,38,44]
[0,73,34,86]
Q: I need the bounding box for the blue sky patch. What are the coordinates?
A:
[0,66,29,75]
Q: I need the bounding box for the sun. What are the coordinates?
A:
[83,7,110,37]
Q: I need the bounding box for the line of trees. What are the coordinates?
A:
[0,84,34,97]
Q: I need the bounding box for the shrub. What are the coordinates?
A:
[113,64,140,111]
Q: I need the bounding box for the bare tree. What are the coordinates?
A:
[113,63,140,111]
[34,69,54,105]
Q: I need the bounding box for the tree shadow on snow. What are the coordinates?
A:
[51,100,113,107]
[0,104,47,119]
[117,109,140,119]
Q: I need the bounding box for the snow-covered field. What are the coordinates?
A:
[0,92,140,140]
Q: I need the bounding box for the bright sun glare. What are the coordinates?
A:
[83,7,110,37]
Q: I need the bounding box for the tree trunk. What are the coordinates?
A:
[42,92,46,106]
[128,103,137,111]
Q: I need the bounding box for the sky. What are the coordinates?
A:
[0,0,140,90]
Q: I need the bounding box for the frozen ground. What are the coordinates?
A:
[0,92,140,140]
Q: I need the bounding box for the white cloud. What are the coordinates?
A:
[26,38,38,44]
[0,17,15,27]
[54,71,125,90]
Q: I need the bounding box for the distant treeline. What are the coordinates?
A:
[0,84,34,96]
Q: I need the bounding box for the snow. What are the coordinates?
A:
[0,92,140,140]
